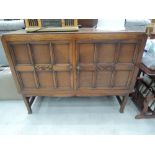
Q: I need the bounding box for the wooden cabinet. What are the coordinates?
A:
[10,41,74,92]
[1,29,147,114]
[76,41,136,89]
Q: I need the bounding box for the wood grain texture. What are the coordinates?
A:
[1,29,147,113]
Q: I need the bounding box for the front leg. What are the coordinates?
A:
[22,95,36,114]
[116,94,129,113]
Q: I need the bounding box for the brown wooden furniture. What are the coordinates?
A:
[1,29,147,114]
[132,63,155,119]
[131,32,155,119]
[78,19,98,27]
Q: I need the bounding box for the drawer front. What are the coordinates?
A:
[76,40,140,90]
[8,41,74,91]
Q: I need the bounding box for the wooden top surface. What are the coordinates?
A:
[2,28,146,36]
[1,28,147,42]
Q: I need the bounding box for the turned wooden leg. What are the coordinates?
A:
[22,95,36,114]
[116,94,129,113]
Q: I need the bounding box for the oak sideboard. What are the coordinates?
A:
[1,29,147,114]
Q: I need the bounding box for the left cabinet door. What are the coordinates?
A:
[8,41,74,93]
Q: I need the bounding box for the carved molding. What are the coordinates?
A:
[76,64,115,71]
[96,64,114,71]
[35,64,52,71]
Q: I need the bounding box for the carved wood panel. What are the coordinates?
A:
[8,38,141,93]
[9,41,73,90]
[76,40,139,89]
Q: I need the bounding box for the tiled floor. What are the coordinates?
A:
[0,96,155,135]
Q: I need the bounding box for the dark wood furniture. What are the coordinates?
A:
[131,33,155,119]
[132,63,155,119]
[78,19,98,27]
[1,29,147,114]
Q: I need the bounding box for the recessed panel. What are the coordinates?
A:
[97,44,116,63]
[31,44,51,64]
[56,72,71,88]
[37,72,53,88]
[114,71,130,88]
[79,43,94,63]
[79,71,93,87]
[96,71,112,87]
[118,43,136,63]
[53,43,70,64]
[12,44,30,64]
[20,72,35,88]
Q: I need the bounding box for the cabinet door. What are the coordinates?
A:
[76,40,139,90]
[9,41,73,91]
